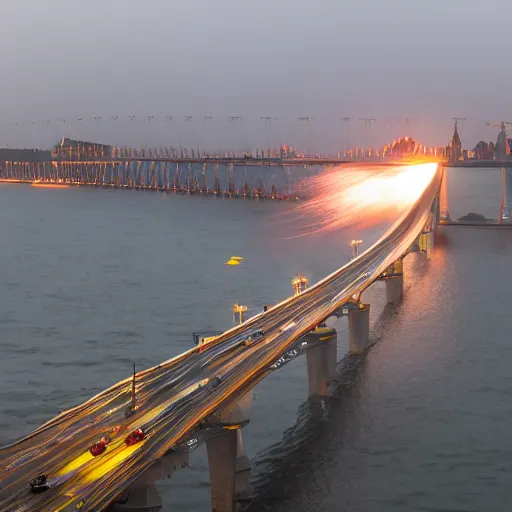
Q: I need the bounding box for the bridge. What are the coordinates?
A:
[0,153,437,202]
[0,164,442,512]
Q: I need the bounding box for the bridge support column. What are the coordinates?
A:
[419,231,435,257]
[425,231,435,256]
[385,260,404,305]
[386,276,403,305]
[235,429,252,503]
[206,429,238,512]
[305,330,337,397]
[348,304,370,355]
[440,166,451,223]
[111,450,189,511]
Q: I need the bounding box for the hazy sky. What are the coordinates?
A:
[1,0,511,151]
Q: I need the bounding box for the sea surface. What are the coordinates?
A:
[1,166,511,511]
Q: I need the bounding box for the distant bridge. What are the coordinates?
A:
[0,158,431,202]
[118,156,406,167]
[443,159,512,168]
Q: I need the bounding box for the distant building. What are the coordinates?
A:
[473,141,494,160]
[495,123,510,160]
[449,120,462,161]
[52,137,113,161]
[382,136,419,158]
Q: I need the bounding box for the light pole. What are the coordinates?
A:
[232,303,248,325]
[261,116,278,153]
[350,239,362,259]
[358,118,375,156]
[341,117,351,156]
[292,274,309,296]
[297,117,314,155]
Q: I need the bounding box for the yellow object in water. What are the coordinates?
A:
[231,256,244,261]
[225,259,240,266]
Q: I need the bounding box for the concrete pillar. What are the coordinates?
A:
[426,231,435,255]
[348,304,370,355]
[111,451,189,511]
[206,429,237,512]
[306,333,337,397]
[440,166,450,222]
[235,430,252,502]
[111,487,162,511]
[386,276,403,305]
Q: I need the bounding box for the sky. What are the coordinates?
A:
[1,0,511,152]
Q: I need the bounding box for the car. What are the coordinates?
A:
[89,438,108,457]
[210,376,222,389]
[124,428,146,446]
[241,329,264,346]
[29,474,50,494]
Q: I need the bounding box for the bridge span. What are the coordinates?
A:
[0,158,438,202]
[0,165,443,512]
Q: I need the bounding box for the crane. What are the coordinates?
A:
[452,117,466,130]
[485,121,512,136]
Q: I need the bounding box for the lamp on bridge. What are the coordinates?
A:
[233,303,248,325]
[350,239,363,259]
[292,274,309,296]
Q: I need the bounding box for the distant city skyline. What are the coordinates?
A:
[3,115,509,154]
[2,0,511,151]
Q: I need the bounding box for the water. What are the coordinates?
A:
[1,167,511,511]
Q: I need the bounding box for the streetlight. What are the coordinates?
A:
[292,274,308,296]
[341,117,351,156]
[261,116,278,152]
[350,239,362,259]
[233,303,248,325]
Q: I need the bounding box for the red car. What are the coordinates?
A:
[89,437,108,457]
[125,428,146,446]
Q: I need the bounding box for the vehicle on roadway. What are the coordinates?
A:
[89,436,109,457]
[199,328,266,371]
[29,474,50,494]
[125,428,146,446]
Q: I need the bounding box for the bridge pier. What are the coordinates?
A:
[110,450,189,511]
[305,329,337,397]
[418,230,435,257]
[235,429,252,503]
[385,259,404,305]
[204,388,253,512]
[206,429,238,512]
[440,166,451,223]
[348,303,370,355]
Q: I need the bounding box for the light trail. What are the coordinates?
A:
[0,163,442,512]
[289,163,438,236]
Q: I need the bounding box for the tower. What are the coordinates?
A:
[496,122,509,161]
[450,120,462,162]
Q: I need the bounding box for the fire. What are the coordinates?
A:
[289,163,438,236]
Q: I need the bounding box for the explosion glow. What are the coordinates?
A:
[291,163,439,236]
